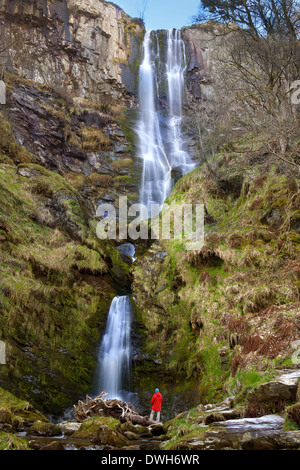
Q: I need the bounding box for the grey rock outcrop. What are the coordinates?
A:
[248,370,300,404]
[0,0,144,102]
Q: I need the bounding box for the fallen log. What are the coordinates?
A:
[73,392,159,427]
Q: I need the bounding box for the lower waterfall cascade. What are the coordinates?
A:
[96,295,132,401]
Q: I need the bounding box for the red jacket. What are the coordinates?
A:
[151,391,163,412]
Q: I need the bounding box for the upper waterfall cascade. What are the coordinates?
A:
[137,29,195,216]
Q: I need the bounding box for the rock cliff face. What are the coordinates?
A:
[0,5,244,416]
[0,0,145,413]
[183,24,215,103]
[0,1,145,221]
[0,0,144,101]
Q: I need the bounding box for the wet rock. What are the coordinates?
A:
[171,414,295,450]
[241,431,300,450]
[248,371,300,404]
[40,441,65,451]
[57,420,81,436]
[27,420,62,437]
[181,429,239,450]
[242,435,279,450]
[0,406,12,425]
[70,417,130,448]
[219,408,245,420]
[123,431,139,440]
[211,414,284,433]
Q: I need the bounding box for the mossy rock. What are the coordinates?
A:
[119,420,138,434]
[71,417,129,447]
[0,406,13,424]
[162,412,189,434]
[203,412,226,425]
[0,431,30,450]
[0,388,49,428]
[27,420,62,437]
[286,403,300,428]
[123,431,139,440]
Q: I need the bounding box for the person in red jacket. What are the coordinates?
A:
[150,388,163,423]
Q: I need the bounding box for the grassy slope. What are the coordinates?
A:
[132,137,300,405]
[0,116,132,412]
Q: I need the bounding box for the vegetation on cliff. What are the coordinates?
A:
[0,0,299,451]
[0,74,136,413]
[132,137,300,408]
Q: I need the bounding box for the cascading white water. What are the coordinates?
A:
[97,295,132,400]
[137,28,195,216]
[165,29,195,177]
[137,30,171,216]
[96,29,195,401]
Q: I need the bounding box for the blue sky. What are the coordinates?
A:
[111,0,200,31]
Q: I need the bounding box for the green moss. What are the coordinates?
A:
[112,158,133,170]
[81,127,112,151]
[0,114,35,164]
[0,431,30,450]
[161,412,207,450]
[0,161,117,413]
[18,163,78,196]
[132,140,300,406]
[70,245,108,274]
[71,416,129,447]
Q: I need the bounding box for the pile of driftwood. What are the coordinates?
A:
[74,392,158,427]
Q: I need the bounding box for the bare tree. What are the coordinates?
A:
[193,0,300,38]
[191,1,300,171]
[137,0,148,25]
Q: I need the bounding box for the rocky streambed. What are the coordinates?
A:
[13,416,165,451]
[0,369,299,451]
[161,369,300,450]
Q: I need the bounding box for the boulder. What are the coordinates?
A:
[123,431,139,440]
[40,441,65,451]
[57,420,81,436]
[210,414,284,432]
[70,417,130,448]
[242,431,300,450]
[248,370,300,404]
[0,406,12,425]
[27,420,62,437]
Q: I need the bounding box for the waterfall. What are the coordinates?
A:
[165,29,195,177]
[97,295,132,400]
[137,28,195,217]
[95,30,195,401]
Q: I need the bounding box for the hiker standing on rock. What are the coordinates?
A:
[150,388,163,423]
